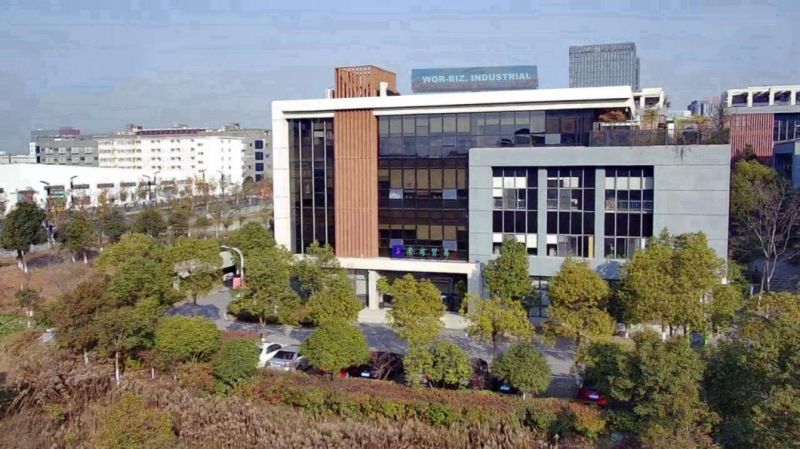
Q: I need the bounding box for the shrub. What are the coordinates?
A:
[427,340,472,388]
[493,342,551,397]
[154,316,221,364]
[301,320,369,374]
[176,362,215,394]
[212,339,258,389]
[403,344,434,385]
[95,393,176,449]
[0,315,25,337]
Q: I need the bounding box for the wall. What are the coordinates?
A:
[468,145,730,280]
[728,113,774,159]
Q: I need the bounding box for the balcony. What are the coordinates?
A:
[588,129,730,147]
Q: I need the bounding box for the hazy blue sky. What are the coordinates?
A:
[1,0,798,153]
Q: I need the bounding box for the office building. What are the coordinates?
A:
[722,85,800,160]
[98,124,271,188]
[272,65,730,317]
[688,99,721,117]
[569,42,640,90]
[30,128,100,166]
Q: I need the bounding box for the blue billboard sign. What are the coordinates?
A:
[411,65,538,93]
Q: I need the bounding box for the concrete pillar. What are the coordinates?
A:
[769,89,775,106]
[537,168,548,257]
[594,169,606,260]
[726,92,733,107]
[466,267,482,298]
[639,95,645,110]
[747,91,753,107]
[791,90,797,106]
[367,270,380,310]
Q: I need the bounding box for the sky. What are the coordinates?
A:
[1,0,798,153]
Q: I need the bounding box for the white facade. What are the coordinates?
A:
[724,85,800,107]
[98,130,248,187]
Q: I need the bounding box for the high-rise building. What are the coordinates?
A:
[569,42,640,90]
[271,65,729,317]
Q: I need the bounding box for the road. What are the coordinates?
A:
[171,287,578,397]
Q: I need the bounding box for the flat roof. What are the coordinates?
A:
[273,86,637,117]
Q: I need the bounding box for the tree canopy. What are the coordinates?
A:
[426,340,472,388]
[301,320,369,374]
[132,208,166,239]
[493,342,551,397]
[1,202,47,268]
[463,296,532,360]
[482,240,531,302]
[64,211,95,262]
[384,274,445,345]
[169,236,221,306]
[155,316,221,364]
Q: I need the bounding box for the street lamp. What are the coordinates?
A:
[220,245,245,286]
[141,174,151,205]
[39,181,54,247]
[69,176,78,209]
[153,170,161,205]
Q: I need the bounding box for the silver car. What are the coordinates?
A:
[267,345,309,371]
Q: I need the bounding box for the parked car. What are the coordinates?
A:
[468,358,490,390]
[257,341,284,368]
[346,351,403,380]
[491,377,518,395]
[577,382,608,408]
[267,345,310,371]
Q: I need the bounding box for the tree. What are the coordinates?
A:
[154,316,221,364]
[95,393,176,449]
[301,320,369,375]
[751,385,800,449]
[98,208,128,245]
[131,208,166,239]
[167,201,192,240]
[463,296,532,360]
[384,274,445,345]
[64,211,94,263]
[227,246,301,325]
[403,344,434,386]
[294,241,342,300]
[193,215,211,238]
[15,286,41,329]
[225,222,274,259]
[493,342,551,398]
[730,160,800,291]
[307,274,362,325]
[212,339,259,389]
[169,236,222,309]
[0,202,46,272]
[45,274,109,360]
[547,258,614,352]
[482,240,530,302]
[426,340,473,388]
[95,305,155,385]
[707,283,743,334]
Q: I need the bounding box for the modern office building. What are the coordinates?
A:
[272,66,730,316]
[30,128,100,166]
[569,42,640,90]
[688,98,721,117]
[723,85,800,160]
[98,124,271,188]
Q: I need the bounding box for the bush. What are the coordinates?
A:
[427,340,472,388]
[155,316,221,364]
[95,393,176,449]
[176,362,215,394]
[493,342,551,396]
[212,339,258,389]
[0,315,25,337]
[403,344,434,385]
[301,320,369,374]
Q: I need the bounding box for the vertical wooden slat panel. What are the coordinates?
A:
[729,113,774,160]
[334,110,378,257]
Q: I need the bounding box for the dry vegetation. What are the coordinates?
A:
[0,250,93,313]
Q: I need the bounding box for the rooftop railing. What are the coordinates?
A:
[588,129,730,147]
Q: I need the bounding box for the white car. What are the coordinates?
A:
[257,341,284,368]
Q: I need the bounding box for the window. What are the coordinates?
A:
[545,167,595,257]
[492,167,538,255]
[255,163,264,172]
[254,139,264,149]
[604,167,654,259]
[255,151,264,160]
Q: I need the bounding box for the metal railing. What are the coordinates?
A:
[588,129,730,147]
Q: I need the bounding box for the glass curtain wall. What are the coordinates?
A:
[491,167,538,255]
[545,167,596,257]
[603,166,654,258]
[289,118,335,253]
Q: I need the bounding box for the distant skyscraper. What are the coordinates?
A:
[569,42,640,90]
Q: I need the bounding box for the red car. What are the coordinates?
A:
[577,383,608,408]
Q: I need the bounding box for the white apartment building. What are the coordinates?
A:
[98,125,249,188]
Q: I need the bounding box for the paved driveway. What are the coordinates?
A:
[171,287,577,397]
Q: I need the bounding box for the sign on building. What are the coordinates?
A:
[411,66,538,93]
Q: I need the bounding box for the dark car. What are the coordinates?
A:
[347,351,403,380]
[493,378,518,395]
[468,358,490,390]
[577,383,608,408]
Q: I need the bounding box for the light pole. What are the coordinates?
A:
[69,175,78,209]
[153,170,161,205]
[220,245,244,286]
[39,181,54,247]
[217,170,225,198]
[141,174,151,206]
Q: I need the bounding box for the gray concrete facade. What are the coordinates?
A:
[774,140,800,189]
[468,145,730,280]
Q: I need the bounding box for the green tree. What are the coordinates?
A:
[15,286,41,329]
[0,202,47,272]
[547,258,614,353]
[64,211,95,263]
[95,305,155,385]
[751,385,800,449]
[482,240,530,302]
[463,296,532,360]
[154,316,221,364]
[167,201,192,241]
[98,208,128,245]
[227,246,301,325]
[493,342,551,398]
[707,283,743,334]
[225,222,274,259]
[212,339,259,389]
[578,340,635,402]
[730,160,800,290]
[132,208,166,239]
[403,344,434,386]
[95,393,176,449]
[294,241,342,300]
[301,320,369,375]
[384,274,445,345]
[307,274,362,325]
[45,274,109,358]
[98,235,177,306]
[426,340,473,388]
[169,236,222,309]
[193,214,211,238]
